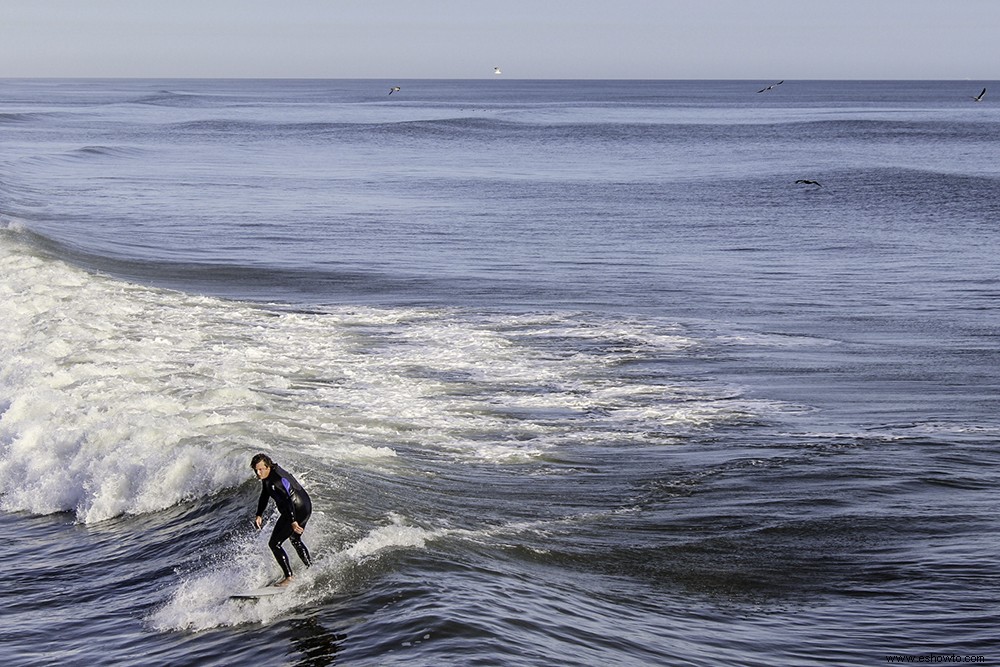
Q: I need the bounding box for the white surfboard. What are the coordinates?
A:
[229,586,287,600]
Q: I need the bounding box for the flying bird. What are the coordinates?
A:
[972,87,986,102]
[795,179,822,187]
[757,80,783,93]
[494,67,502,75]
[389,86,401,95]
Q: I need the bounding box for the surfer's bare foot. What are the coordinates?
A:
[276,576,294,587]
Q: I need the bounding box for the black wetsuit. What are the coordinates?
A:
[256,464,313,578]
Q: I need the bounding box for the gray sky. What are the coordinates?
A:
[1,0,997,79]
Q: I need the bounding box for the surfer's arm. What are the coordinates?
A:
[255,483,269,523]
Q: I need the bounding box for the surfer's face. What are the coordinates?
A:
[254,461,271,480]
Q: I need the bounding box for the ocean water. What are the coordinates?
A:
[1,78,999,666]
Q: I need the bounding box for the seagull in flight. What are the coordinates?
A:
[494,67,502,75]
[757,80,783,93]
[971,87,987,102]
[795,179,822,187]
[389,86,401,95]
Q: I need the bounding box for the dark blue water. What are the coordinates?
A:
[1,79,998,666]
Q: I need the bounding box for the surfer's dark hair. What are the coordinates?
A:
[250,453,275,469]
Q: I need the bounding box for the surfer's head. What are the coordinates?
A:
[251,453,275,480]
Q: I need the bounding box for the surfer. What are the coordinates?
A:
[251,453,313,586]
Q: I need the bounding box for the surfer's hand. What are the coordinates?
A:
[292,521,303,535]
[255,516,263,530]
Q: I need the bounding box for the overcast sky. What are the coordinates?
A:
[2,0,997,79]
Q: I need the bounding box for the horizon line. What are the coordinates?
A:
[0,75,993,82]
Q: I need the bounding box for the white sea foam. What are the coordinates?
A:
[148,511,451,631]
[0,232,791,521]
